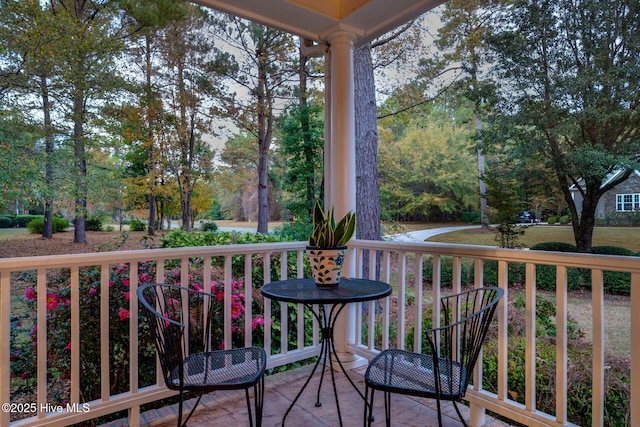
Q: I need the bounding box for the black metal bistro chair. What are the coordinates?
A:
[137,283,266,427]
[364,287,504,427]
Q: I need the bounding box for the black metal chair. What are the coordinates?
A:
[137,283,266,427]
[364,287,504,427]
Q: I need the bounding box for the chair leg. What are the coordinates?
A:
[364,385,375,427]
[245,377,265,427]
[452,400,469,427]
[180,393,203,427]
[245,388,253,427]
[177,392,183,427]
[250,376,265,427]
[384,391,391,427]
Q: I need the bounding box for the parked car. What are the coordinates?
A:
[516,211,536,223]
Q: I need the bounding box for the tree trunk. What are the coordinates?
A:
[354,43,381,279]
[73,89,87,244]
[256,59,271,234]
[145,34,156,236]
[474,85,489,230]
[40,74,54,239]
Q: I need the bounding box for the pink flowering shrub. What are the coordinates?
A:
[12,260,266,411]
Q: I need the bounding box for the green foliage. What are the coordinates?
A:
[308,200,356,248]
[483,295,628,426]
[591,246,637,257]
[201,221,217,232]
[597,210,640,226]
[86,215,104,231]
[425,251,632,295]
[478,260,526,287]
[12,215,41,228]
[273,220,313,242]
[461,211,481,223]
[0,216,12,228]
[547,215,559,224]
[530,243,635,295]
[279,103,324,221]
[129,219,146,231]
[490,0,640,253]
[377,109,480,222]
[530,242,577,252]
[423,256,472,287]
[559,215,571,224]
[491,223,527,249]
[159,229,307,286]
[26,217,69,234]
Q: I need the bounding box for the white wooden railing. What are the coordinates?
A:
[0,239,637,426]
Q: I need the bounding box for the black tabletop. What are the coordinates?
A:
[261,278,392,305]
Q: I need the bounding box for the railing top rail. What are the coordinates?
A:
[351,239,640,273]
[3,238,640,273]
[0,241,308,271]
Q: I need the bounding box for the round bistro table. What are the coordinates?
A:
[261,277,392,427]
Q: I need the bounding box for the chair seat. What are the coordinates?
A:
[169,347,266,392]
[365,348,466,400]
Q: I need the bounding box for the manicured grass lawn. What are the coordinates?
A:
[0,228,29,239]
[428,224,640,252]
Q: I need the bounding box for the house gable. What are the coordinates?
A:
[599,171,640,216]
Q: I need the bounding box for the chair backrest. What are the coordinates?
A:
[425,286,504,398]
[137,283,216,388]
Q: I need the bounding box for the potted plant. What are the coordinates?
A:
[306,200,356,287]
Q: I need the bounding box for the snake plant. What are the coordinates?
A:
[308,200,356,248]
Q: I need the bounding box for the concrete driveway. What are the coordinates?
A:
[386,225,481,243]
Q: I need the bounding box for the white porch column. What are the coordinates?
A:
[326,30,360,364]
[327,31,356,218]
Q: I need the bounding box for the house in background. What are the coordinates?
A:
[570,169,640,219]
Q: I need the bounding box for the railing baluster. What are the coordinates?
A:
[497,260,509,402]
[525,262,537,413]
[631,272,640,427]
[244,254,253,348]
[224,254,233,350]
[592,269,605,427]
[556,265,568,424]
[0,270,10,427]
[37,268,47,420]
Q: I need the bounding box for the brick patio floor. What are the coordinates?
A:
[103,363,511,427]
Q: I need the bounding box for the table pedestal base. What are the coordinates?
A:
[282,303,368,427]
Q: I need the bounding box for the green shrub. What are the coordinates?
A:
[12,215,41,227]
[559,215,571,224]
[530,241,577,252]
[423,256,475,287]
[477,260,526,286]
[201,221,218,232]
[589,246,635,296]
[26,217,70,234]
[129,219,146,231]
[547,215,559,224]
[483,297,629,426]
[86,215,104,231]
[159,229,306,286]
[273,221,313,241]
[0,216,12,228]
[461,211,481,224]
[591,246,637,257]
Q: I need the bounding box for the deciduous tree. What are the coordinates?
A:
[490,0,640,252]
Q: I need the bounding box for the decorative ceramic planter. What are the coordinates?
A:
[306,246,347,287]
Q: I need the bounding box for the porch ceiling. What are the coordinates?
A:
[192,0,445,45]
